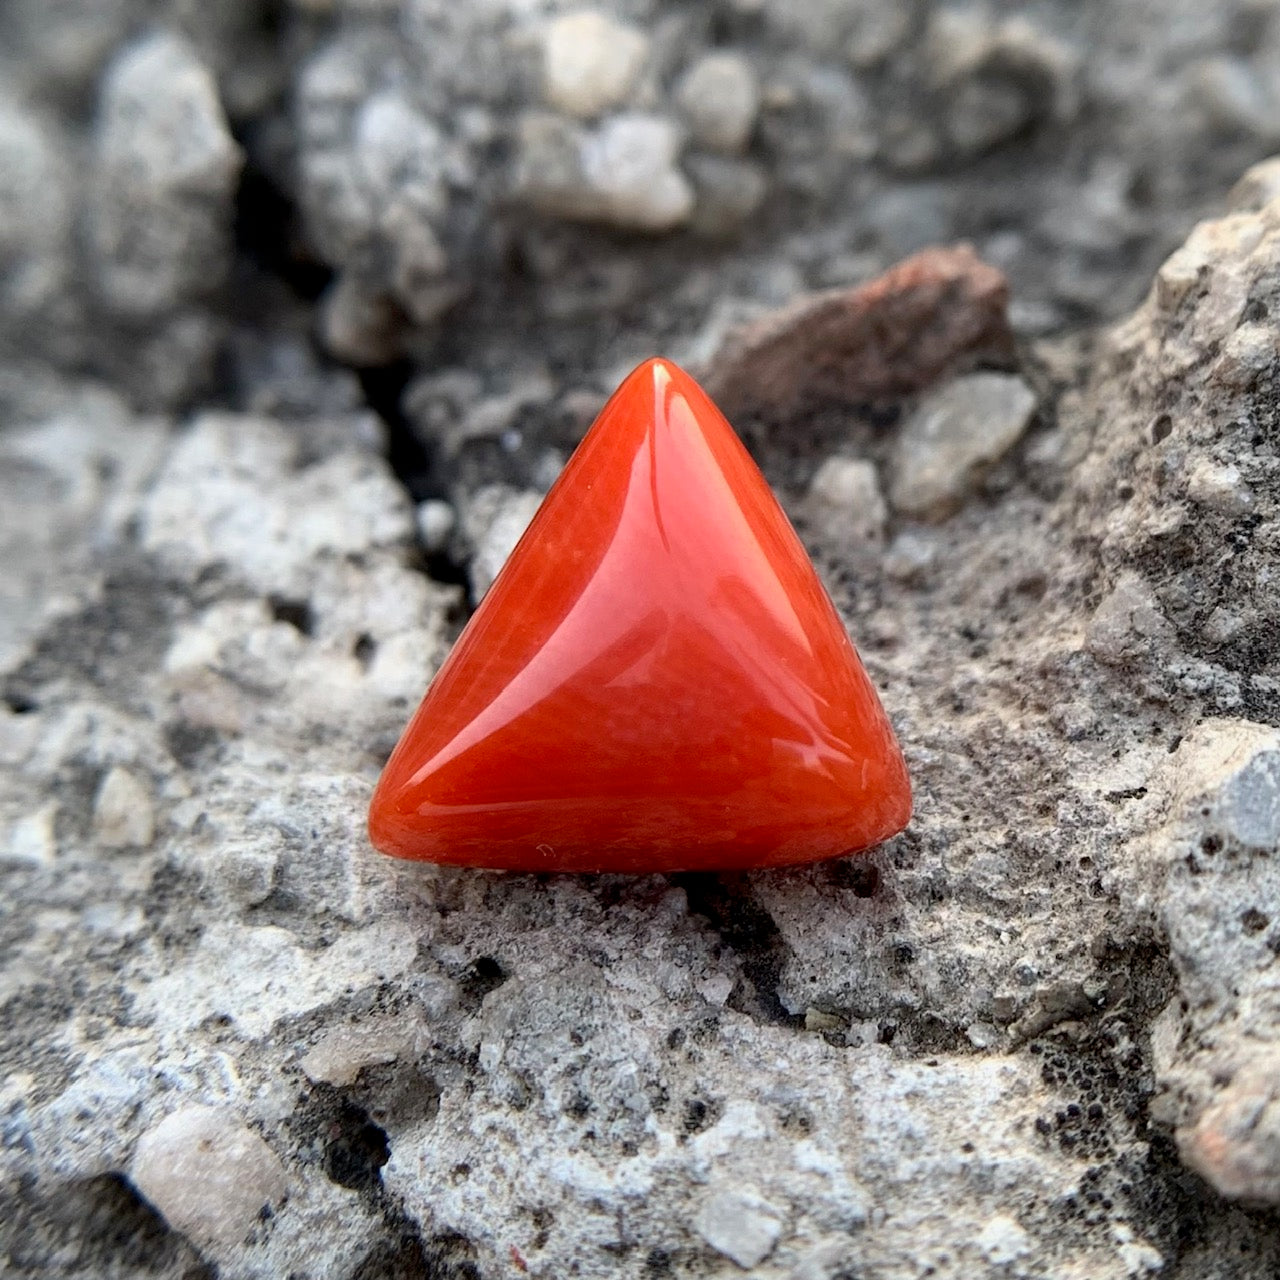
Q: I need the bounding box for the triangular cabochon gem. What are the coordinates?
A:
[369,358,911,873]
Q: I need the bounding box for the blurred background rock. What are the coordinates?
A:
[4,0,1279,434]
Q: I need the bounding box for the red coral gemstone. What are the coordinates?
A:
[368,358,911,873]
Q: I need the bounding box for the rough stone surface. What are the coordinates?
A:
[7,4,1280,1278]
[90,32,241,320]
[1135,721,1280,1205]
[88,31,242,406]
[0,94,77,361]
[975,1213,1033,1266]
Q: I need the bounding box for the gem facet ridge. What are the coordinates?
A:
[368,358,911,873]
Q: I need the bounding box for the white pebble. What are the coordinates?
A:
[301,1020,408,1086]
[676,52,760,153]
[92,766,156,849]
[884,530,937,584]
[965,1021,1002,1049]
[1185,458,1253,515]
[1216,321,1277,387]
[416,498,456,553]
[130,1106,287,1252]
[461,485,544,599]
[976,1213,1032,1264]
[517,111,694,233]
[806,456,887,549]
[5,802,58,864]
[582,114,695,231]
[889,373,1037,520]
[694,1187,784,1269]
[543,10,649,119]
[1085,571,1175,666]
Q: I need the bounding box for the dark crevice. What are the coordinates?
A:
[673,874,801,1027]
[268,594,314,636]
[285,1071,469,1279]
[2,1173,215,1280]
[829,858,881,897]
[353,632,377,668]
[233,131,332,303]
[1115,1133,1280,1265]
[645,1246,676,1275]
[356,363,472,590]
[232,131,472,591]
[351,1225,483,1280]
[457,954,508,1010]
[358,362,433,501]
[681,1095,723,1135]
[164,720,221,769]
[292,1085,391,1196]
[327,1110,392,1192]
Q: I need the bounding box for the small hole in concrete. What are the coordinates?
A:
[1241,908,1269,934]
[353,633,377,668]
[833,860,881,898]
[268,595,314,635]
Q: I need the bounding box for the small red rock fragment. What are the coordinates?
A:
[702,244,1014,419]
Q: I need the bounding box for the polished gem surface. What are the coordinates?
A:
[368,358,911,872]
